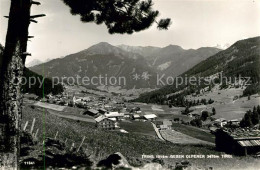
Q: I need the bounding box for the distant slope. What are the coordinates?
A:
[155,46,221,77]
[26,59,43,67]
[118,44,221,77]
[135,36,260,103]
[185,37,260,80]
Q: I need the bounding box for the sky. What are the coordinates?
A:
[0,0,260,64]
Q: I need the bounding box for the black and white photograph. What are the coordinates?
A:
[0,0,260,169]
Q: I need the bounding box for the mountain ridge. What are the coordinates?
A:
[135,36,260,103]
[30,42,222,89]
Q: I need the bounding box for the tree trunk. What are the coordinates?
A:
[0,0,31,168]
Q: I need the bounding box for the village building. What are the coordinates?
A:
[104,104,112,108]
[227,119,240,127]
[154,120,172,130]
[123,112,133,119]
[95,116,116,130]
[159,125,170,130]
[130,107,141,113]
[105,112,125,121]
[108,117,117,122]
[84,109,99,117]
[162,120,172,129]
[215,128,260,156]
[144,114,157,121]
[132,114,142,120]
[98,108,108,115]
[72,95,87,106]
[209,126,218,134]
[214,118,228,127]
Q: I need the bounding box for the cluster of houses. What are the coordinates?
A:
[84,107,158,130]
[44,92,161,131]
[44,92,93,106]
[43,93,157,131]
[45,92,115,109]
[212,118,240,128]
[45,93,69,105]
[73,96,92,105]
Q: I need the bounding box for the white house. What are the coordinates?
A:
[214,118,228,127]
[144,114,157,121]
[105,112,125,120]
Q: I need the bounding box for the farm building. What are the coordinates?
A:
[227,119,240,127]
[209,126,218,134]
[98,108,108,114]
[162,120,172,129]
[154,120,172,130]
[130,107,141,113]
[95,116,116,130]
[144,114,157,121]
[215,128,260,156]
[123,112,132,118]
[84,109,99,117]
[131,114,142,120]
[71,95,92,107]
[104,104,112,108]
[105,112,125,121]
[214,118,227,127]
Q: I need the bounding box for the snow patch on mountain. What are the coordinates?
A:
[157,61,172,71]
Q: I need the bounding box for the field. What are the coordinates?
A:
[186,86,260,120]
[160,129,213,145]
[126,103,181,114]
[156,113,193,122]
[171,123,215,143]
[34,101,66,111]
[47,109,96,123]
[119,121,156,137]
[21,104,260,169]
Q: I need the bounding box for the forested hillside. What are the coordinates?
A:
[0,44,63,97]
[22,68,63,97]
